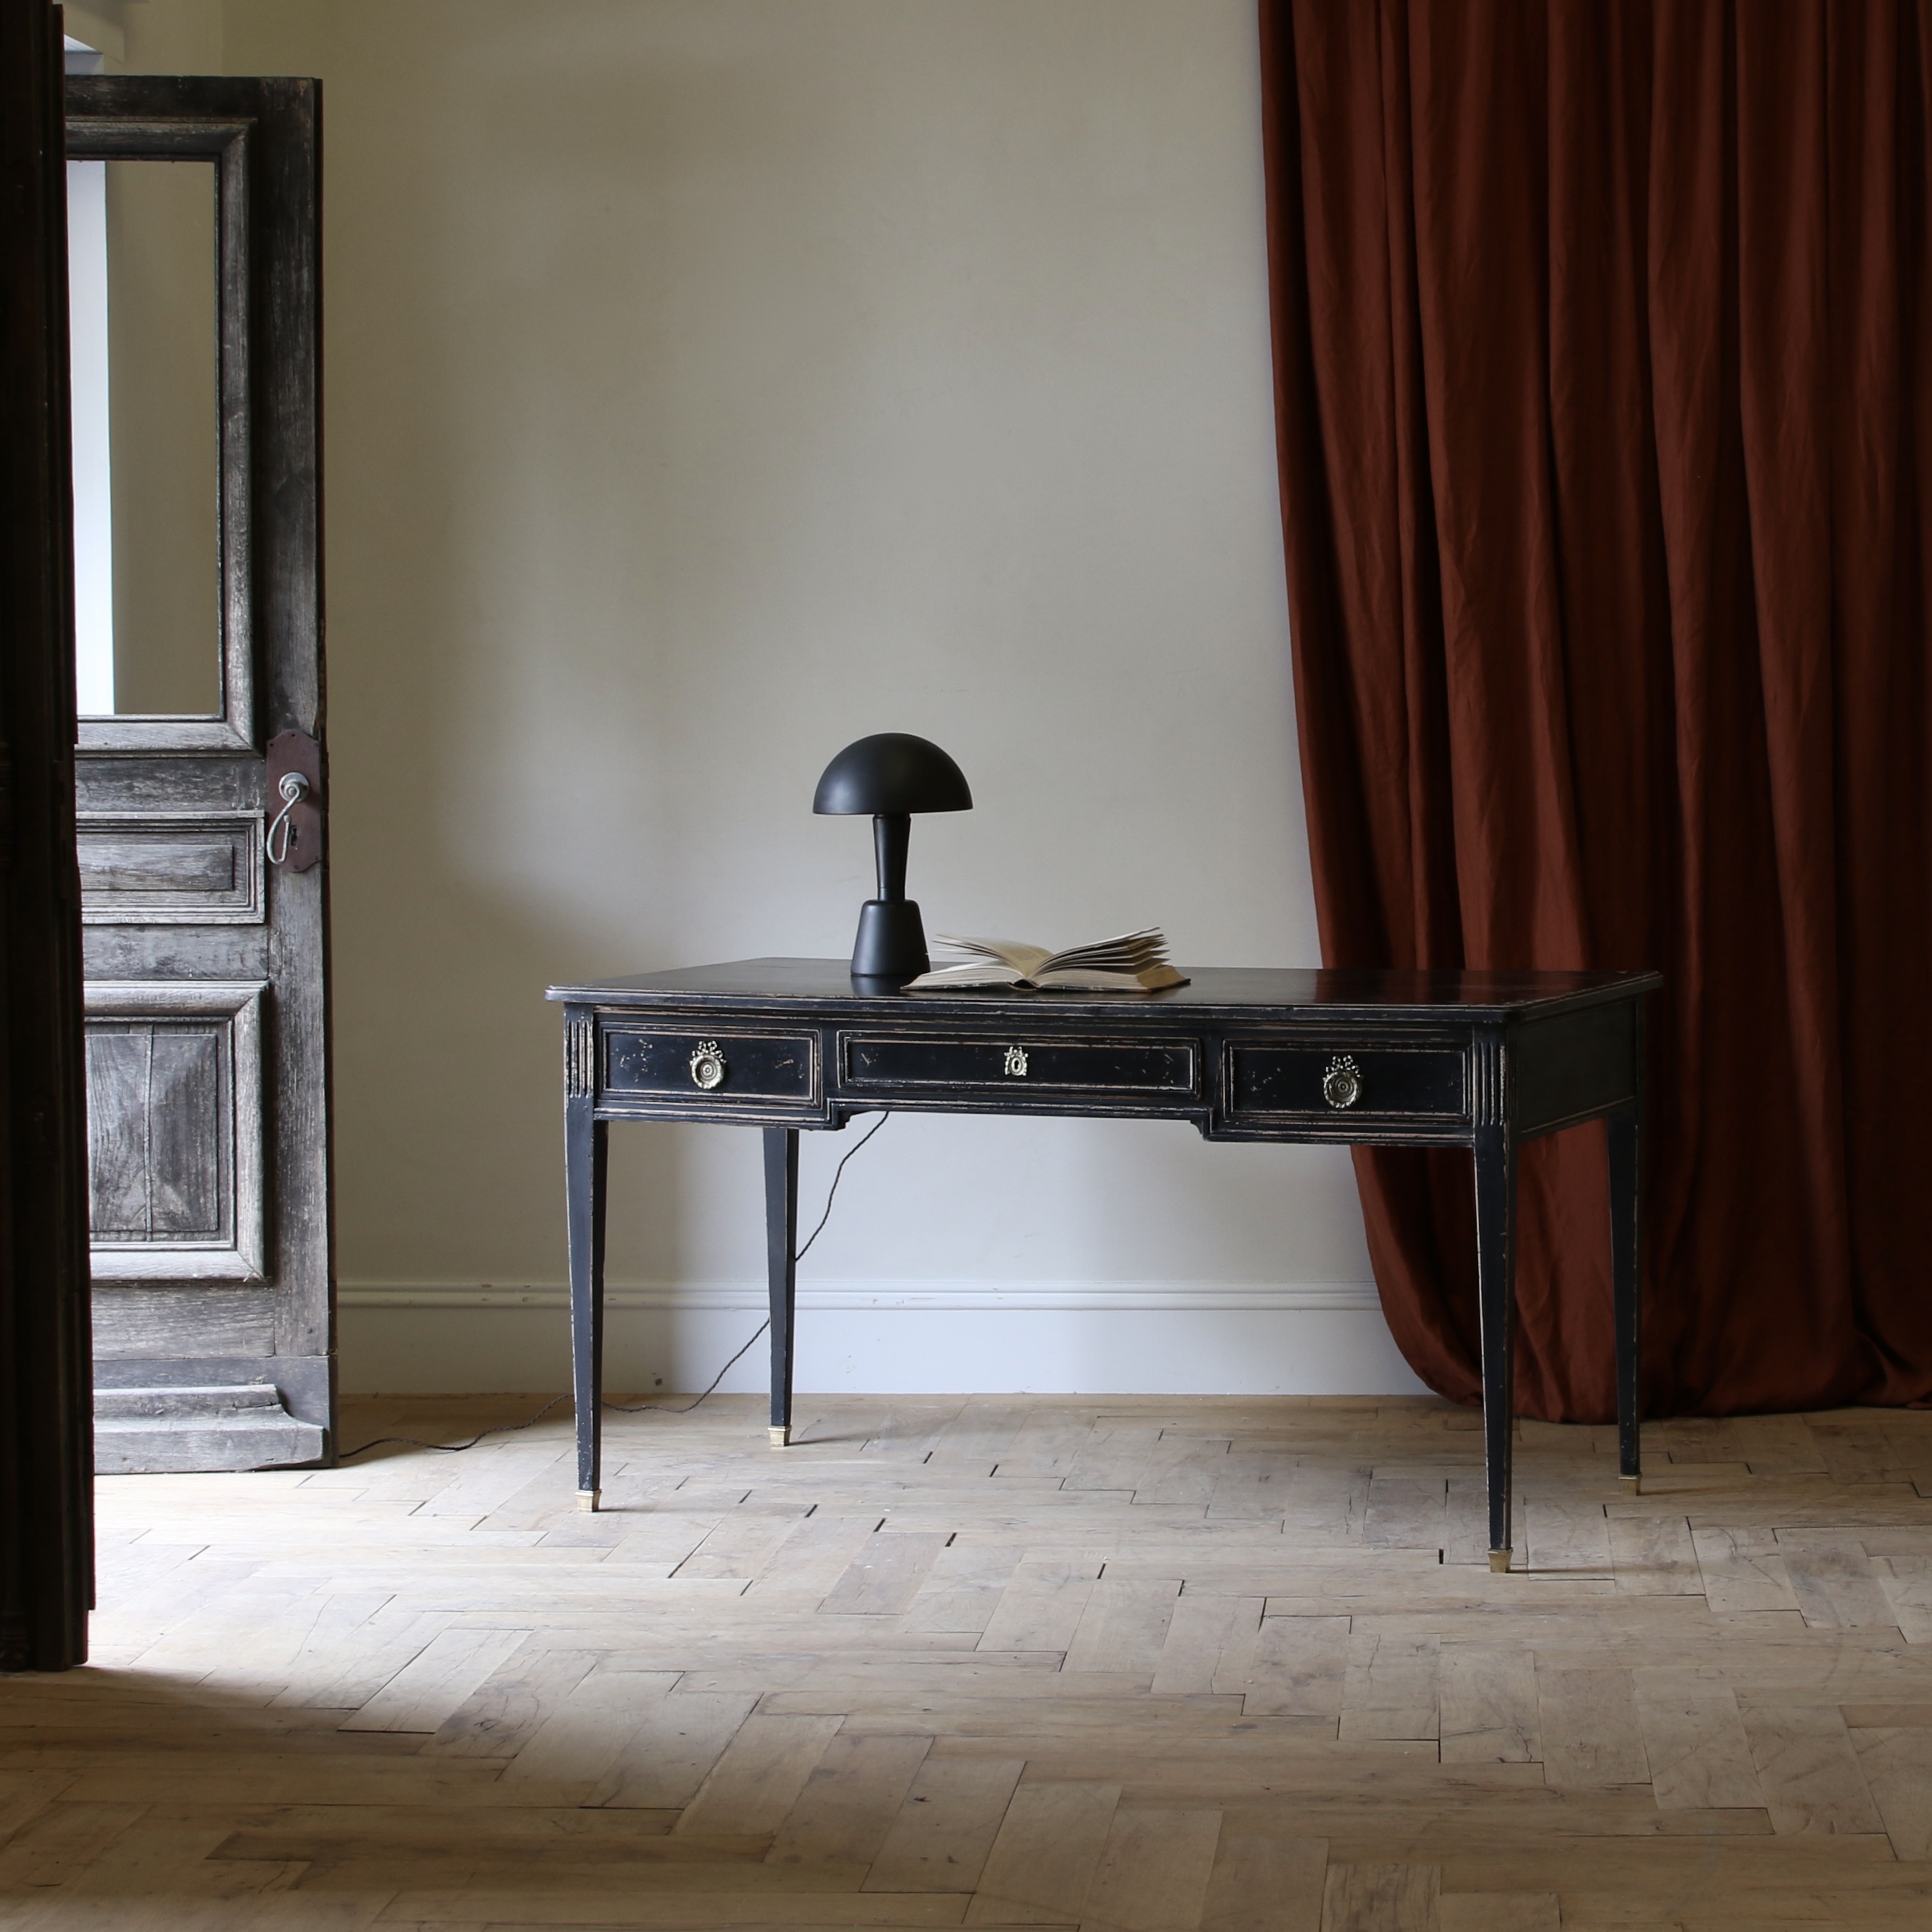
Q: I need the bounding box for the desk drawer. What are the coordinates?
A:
[1228,1043,1466,1120]
[841,1032,1198,1096]
[604,1027,816,1105]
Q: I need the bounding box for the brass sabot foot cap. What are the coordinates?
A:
[1621,1473,1642,1494]
[1488,1549,1513,1574]
[577,1489,600,1513]
[769,1426,791,1447]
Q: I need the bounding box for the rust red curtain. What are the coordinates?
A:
[1260,0,1932,1419]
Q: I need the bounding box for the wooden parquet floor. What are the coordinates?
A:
[7,1394,1932,1931]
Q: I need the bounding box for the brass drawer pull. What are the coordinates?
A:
[689,1040,727,1090]
[1322,1054,1362,1109]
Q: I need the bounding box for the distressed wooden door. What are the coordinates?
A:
[66,77,331,1473]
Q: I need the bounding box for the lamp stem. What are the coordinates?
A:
[872,812,911,902]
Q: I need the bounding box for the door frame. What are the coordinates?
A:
[1,0,95,1673]
[64,105,257,753]
[66,73,322,758]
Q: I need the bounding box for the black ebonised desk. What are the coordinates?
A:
[546,959,1660,1572]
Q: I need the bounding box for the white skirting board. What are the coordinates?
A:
[336,1281,1429,1397]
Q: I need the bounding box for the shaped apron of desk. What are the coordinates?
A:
[546,960,1661,1572]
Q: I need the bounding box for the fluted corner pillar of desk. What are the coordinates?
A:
[546,960,1661,1569]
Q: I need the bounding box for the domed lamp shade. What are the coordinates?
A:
[814,733,972,986]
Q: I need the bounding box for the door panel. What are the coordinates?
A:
[83,981,265,1281]
[78,815,265,922]
[67,76,329,1472]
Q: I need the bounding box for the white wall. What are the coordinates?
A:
[115,0,1422,1398]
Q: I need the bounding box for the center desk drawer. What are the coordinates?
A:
[603,1027,817,1105]
[841,1033,1198,1096]
[1228,1042,1467,1120]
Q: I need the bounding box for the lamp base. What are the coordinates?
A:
[850,898,928,985]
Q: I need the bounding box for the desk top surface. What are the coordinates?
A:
[548,958,1661,1019]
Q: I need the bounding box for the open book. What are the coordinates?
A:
[905,928,1188,993]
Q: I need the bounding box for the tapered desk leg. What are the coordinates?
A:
[764,1127,799,1447]
[1474,1126,1517,1571]
[1609,1104,1643,1494]
[567,1099,608,1509]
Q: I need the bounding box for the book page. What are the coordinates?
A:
[904,961,1025,989]
[1039,928,1167,974]
[932,935,1055,978]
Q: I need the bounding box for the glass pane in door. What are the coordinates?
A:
[67,157,222,718]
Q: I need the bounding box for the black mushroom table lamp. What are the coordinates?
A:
[814,732,972,989]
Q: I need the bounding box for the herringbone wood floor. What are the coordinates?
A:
[6,1393,1932,1930]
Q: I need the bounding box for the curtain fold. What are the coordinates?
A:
[1260,0,1932,1419]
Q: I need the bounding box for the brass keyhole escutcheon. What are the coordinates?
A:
[1003,1045,1028,1077]
[1323,1054,1362,1109]
[689,1041,727,1090]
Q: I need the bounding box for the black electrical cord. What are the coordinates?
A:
[596,1317,770,1418]
[335,1112,891,1460]
[333,1392,572,1461]
[601,1108,889,1418]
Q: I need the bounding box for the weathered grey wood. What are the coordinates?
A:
[75,755,262,812]
[64,103,253,757]
[85,1028,160,1235]
[252,78,333,1397]
[83,982,263,1282]
[92,1383,323,1473]
[86,1025,222,1238]
[83,926,271,980]
[83,834,238,897]
[91,1348,330,1438]
[90,1295,280,1359]
[77,814,265,923]
[67,77,330,1469]
[1,0,96,1671]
